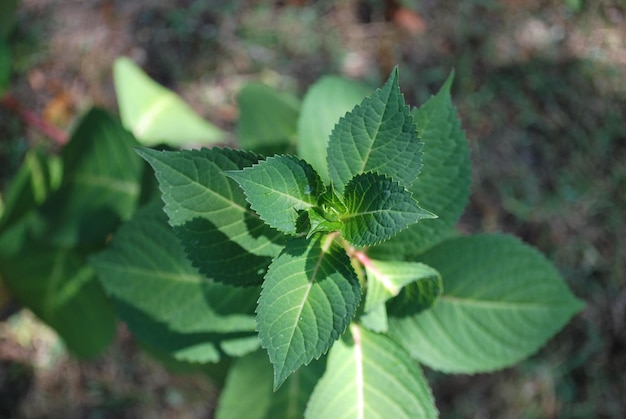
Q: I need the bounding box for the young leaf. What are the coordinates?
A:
[362,259,441,313]
[237,83,301,152]
[0,246,116,359]
[305,324,437,419]
[389,234,585,373]
[297,76,371,183]
[257,236,360,390]
[114,57,224,146]
[137,147,284,285]
[341,172,436,248]
[226,155,325,235]
[327,67,422,193]
[371,72,471,258]
[216,350,325,419]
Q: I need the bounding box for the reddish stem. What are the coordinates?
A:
[1,95,69,145]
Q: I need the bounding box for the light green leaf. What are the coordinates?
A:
[363,259,441,314]
[227,155,325,235]
[257,236,360,390]
[137,147,284,285]
[297,76,371,183]
[305,324,437,419]
[371,72,471,258]
[36,108,143,247]
[327,68,421,193]
[360,303,388,333]
[216,350,325,419]
[0,247,116,358]
[389,234,585,373]
[341,173,436,248]
[237,83,300,152]
[90,202,259,335]
[113,56,224,146]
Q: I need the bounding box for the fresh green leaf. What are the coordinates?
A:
[137,147,284,285]
[37,108,143,246]
[389,234,585,373]
[327,68,422,193]
[297,76,371,183]
[305,324,437,419]
[257,236,360,390]
[113,56,224,146]
[363,259,441,314]
[216,350,325,419]
[226,155,325,235]
[237,83,300,152]
[371,72,471,258]
[360,303,388,333]
[0,247,116,358]
[341,172,436,248]
[90,202,260,335]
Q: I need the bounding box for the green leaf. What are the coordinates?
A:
[137,147,284,285]
[363,259,441,314]
[327,68,422,193]
[0,247,116,358]
[388,234,585,373]
[226,155,325,235]
[297,76,371,183]
[216,350,325,419]
[305,324,437,419]
[0,149,62,234]
[91,202,260,335]
[237,83,300,152]
[257,236,360,390]
[341,172,436,248]
[113,56,224,147]
[37,108,143,246]
[360,303,388,333]
[371,72,471,258]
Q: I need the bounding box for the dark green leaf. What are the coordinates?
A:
[226,155,325,235]
[327,68,422,193]
[341,172,436,248]
[257,236,360,390]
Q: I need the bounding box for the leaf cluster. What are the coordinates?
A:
[0,59,584,419]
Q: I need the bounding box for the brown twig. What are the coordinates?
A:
[1,94,69,145]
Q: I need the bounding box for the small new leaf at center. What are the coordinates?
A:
[341,172,436,248]
[226,155,325,235]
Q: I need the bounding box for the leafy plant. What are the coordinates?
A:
[0,63,583,417]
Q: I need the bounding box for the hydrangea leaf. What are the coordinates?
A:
[341,173,436,248]
[257,236,360,390]
[389,234,585,373]
[327,67,422,193]
[226,155,325,235]
[305,324,437,419]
